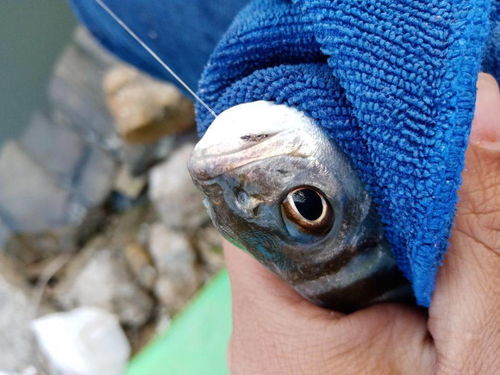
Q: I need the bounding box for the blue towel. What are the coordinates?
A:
[70,0,498,306]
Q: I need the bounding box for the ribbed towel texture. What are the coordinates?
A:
[71,0,498,306]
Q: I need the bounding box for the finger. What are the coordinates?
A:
[224,240,435,374]
[223,240,343,374]
[469,73,500,144]
[430,73,500,371]
[223,239,339,331]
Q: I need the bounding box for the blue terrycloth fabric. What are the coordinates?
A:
[70,0,498,306]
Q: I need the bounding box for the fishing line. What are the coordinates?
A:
[95,0,218,118]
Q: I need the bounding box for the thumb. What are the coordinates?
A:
[429,73,500,369]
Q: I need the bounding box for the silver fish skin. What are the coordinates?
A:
[189,101,413,312]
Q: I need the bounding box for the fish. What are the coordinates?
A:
[189,101,413,312]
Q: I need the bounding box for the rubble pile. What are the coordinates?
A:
[0,28,222,374]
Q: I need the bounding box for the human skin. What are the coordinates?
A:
[223,73,500,374]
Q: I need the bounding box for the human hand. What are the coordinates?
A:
[223,73,500,374]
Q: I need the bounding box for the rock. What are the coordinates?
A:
[48,28,130,154]
[149,142,208,229]
[119,136,174,176]
[55,238,154,328]
[32,307,130,375]
[48,28,181,178]
[0,138,114,239]
[54,204,156,327]
[50,42,120,153]
[0,141,75,233]
[0,254,42,372]
[104,65,195,144]
[193,225,224,277]
[109,203,156,244]
[148,223,200,311]
[20,111,116,208]
[72,145,116,206]
[124,243,157,291]
[5,227,78,265]
[114,165,146,199]
[20,112,86,186]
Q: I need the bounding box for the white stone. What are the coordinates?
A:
[31,307,130,375]
[55,243,154,327]
[0,141,72,233]
[0,255,40,372]
[149,142,207,229]
[149,223,199,310]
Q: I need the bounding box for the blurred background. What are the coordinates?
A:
[0,2,75,143]
[0,2,227,374]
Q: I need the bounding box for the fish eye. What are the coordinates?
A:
[281,187,333,235]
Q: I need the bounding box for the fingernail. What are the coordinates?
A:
[469,73,500,150]
[470,140,500,152]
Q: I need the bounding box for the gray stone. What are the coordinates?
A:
[49,40,119,152]
[149,142,208,229]
[55,240,154,328]
[0,255,42,372]
[20,112,86,186]
[193,225,224,278]
[0,142,74,233]
[0,217,11,249]
[148,223,200,311]
[119,135,174,176]
[73,146,116,206]
[54,205,156,327]
[18,110,115,209]
[5,227,78,265]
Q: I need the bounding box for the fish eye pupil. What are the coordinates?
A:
[281,187,333,237]
[292,188,323,221]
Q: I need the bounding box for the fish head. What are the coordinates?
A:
[190,101,373,271]
[189,101,410,310]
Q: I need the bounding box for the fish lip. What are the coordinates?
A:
[189,100,321,183]
[188,129,307,182]
[193,131,280,158]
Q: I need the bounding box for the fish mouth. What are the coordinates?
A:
[188,129,305,181]
[188,101,314,182]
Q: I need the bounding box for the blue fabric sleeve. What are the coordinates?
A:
[68,0,249,93]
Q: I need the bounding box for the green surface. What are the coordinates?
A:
[127,270,232,375]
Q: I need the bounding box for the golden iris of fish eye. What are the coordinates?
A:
[281,187,334,235]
